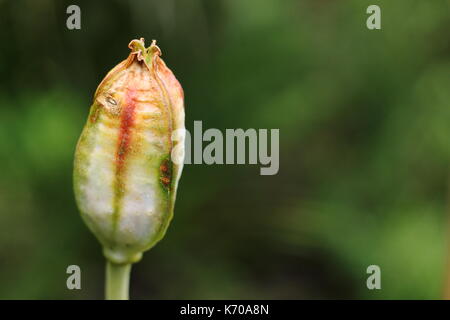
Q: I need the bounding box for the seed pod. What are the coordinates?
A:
[73,38,185,264]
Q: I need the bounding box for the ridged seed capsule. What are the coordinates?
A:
[73,38,185,265]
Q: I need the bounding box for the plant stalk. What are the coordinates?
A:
[105,261,132,300]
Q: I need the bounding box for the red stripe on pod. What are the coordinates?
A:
[116,89,137,188]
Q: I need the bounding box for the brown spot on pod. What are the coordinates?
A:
[159,158,172,190]
[95,92,122,116]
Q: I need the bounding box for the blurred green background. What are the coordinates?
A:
[0,0,449,299]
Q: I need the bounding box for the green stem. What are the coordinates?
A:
[105,261,132,300]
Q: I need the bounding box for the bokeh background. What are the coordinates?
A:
[0,0,449,299]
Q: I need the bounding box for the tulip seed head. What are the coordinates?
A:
[74,38,185,264]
